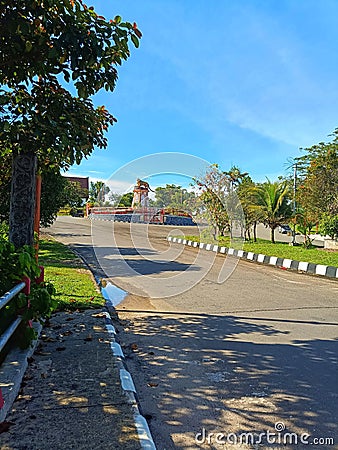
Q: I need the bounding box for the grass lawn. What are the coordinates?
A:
[184,235,338,267]
[38,236,105,310]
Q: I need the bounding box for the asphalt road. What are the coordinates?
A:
[46,216,338,450]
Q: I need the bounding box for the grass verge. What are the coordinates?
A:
[39,236,105,311]
[184,235,338,267]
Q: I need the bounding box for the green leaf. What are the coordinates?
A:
[114,15,122,24]
[135,29,142,39]
[63,70,70,82]
[131,34,139,48]
[25,41,33,52]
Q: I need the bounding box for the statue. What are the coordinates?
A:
[136,178,154,192]
[132,178,153,208]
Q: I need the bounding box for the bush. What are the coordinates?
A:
[319,214,338,240]
[0,235,57,347]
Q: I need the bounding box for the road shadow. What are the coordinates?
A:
[114,309,338,449]
[71,243,200,278]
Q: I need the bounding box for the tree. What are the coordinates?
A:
[118,192,134,207]
[295,129,338,222]
[319,214,338,240]
[0,154,12,223]
[293,209,317,248]
[224,165,249,188]
[62,180,86,209]
[0,0,141,247]
[223,165,249,238]
[236,177,262,241]
[108,191,133,207]
[255,179,293,243]
[89,181,110,205]
[152,184,195,210]
[40,173,85,226]
[0,159,84,227]
[192,164,231,237]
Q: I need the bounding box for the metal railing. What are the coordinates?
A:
[0,281,26,353]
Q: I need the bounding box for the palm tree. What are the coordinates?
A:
[255,179,293,243]
[224,166,249,188]
[237,178,263,241]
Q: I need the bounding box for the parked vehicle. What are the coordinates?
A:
[70,208,85,217]
[278,224,292,234]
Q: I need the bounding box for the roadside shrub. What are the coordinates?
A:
[319,214,338,240]
[0,235,57,347]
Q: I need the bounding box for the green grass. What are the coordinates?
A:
[39,237,104,310]
[184,235,338,267]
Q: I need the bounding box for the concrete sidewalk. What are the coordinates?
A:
[0,308,146,450]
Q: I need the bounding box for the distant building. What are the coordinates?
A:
[64,176,89,199]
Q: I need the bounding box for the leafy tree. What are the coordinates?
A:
[40,173,85,226]
[89,181,110,205]
[0,159,84,227]
[108,191,134,207]
[293,209,317,248]
[193,164,231,237]
[61,180,86,209]
[224,165,249,188]
[295,129,338,221]
[0,154,11,223]
[255,179,293,243]
[236,177,262,241]
[118,192,134,207]
[0,0,141,247]
[319,214,338,240]
[152,184,195,210]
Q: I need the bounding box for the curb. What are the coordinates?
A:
[167,237,338,280]
[103,303,157,450]
[0,322,42,423]
[70,245,157,450]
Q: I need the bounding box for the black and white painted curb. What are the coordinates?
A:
[167,237,338,280]
[70,245,157,450]
[103,303,157,450]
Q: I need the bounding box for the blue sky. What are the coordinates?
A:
[66,0,338,191]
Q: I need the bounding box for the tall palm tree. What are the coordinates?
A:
[237,178,263,241]
[255,179,293,243]
[224,166,249,188]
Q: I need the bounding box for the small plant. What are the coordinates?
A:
[0,234,57,348]
[293,212,317,248]
[15,282,57,348]
[320,214,338,240]
[0,237,40,292]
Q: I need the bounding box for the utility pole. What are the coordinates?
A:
[291,163,297,245]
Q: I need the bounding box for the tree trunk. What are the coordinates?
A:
[253,222,257,242]
[271,226,275,243]
[9,152,37,248]
[34,174,42,258]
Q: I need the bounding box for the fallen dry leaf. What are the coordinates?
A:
[41,336,57,342]
[92,313,106,318]
[62,330,73,336]
[0,421,15,434]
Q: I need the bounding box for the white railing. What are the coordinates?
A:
[0,281,26,353]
